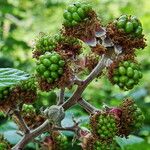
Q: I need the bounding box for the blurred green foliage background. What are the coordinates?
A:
[0,0,150,149]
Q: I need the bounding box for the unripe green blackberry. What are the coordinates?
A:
[33,34,56,58]
[116,15,143,37]
[119,98,145,137]
[93,140,120,150]
[22,104,36,114]
[52,131,68,150]
[90,112,119,139]
[0,135,10,150]
[82,134,120,150]
[36,52,65,83]
[63,2,92,27]
[109,59,143,90]
[0,87,11,103]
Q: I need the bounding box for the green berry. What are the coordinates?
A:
[119,15,128,21]
[68,5,77,13]
[117,19,126,29]
[50,64,59,71]
[50,55,59,63]
[113,77,119,83]
[42,59,51,67]
[77,8,86,19]
[119,76,128,83]
[72,20,78,26]
[63,11,72,21]
[59,60,65,67]
[123,61,129,68]
[51,72,59,79]
[44,71,50,78]
[127,67,134,77]
[118,66,126,75]
[58,69,63,75]
[125,21,134,33]
[131,18,139,29]
[72,12,81,22]
[135,26,143,37]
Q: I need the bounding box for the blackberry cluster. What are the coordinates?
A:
[34,34,56,54]
[90,112,118,139]
[0,87,10,103]
[119,99,145,136]
[54,133,68,150]
[36,52,65,83]
[21,77,36,91]
[93,140,120,150]
[111,60,142,90]
[0,135,10,150]
[63,3,92,27]
[116,15,142,37]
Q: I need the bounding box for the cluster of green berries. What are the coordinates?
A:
[0,135,9,150]
[36,52,65,83]
[112,60,143,90]
[95,113,118,139]
[35,34,56,53]
[54,34,80,45]
[20,77,36,91]
[63,2,92,27]
[116,15,143,37]
[55,134,68,150]
[22,104,36,114]
[122,100,144,130]
[0,87,10,103]
[93,140,120,150]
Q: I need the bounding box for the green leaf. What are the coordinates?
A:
[115,135,144,150]
[0,68,29,88]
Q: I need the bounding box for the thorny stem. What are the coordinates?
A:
[12,53,113,150]
[77,98,98,114]
[57,88,65,105]
[13,110,30,134]
[62,54,109,110]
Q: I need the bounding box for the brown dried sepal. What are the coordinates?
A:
[13,111,46,130]
[119,98,135,137]
[82,134,95,150]
[38,65,74,92]
[108,54,135,84]
[0,87,21,113]
[55,40,82,59]
[62,10,101,43]
[106,22,146,54]
[32,50,43,59]
[91,43,106,55]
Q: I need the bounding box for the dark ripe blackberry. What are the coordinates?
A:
[109,59,143,90]
[119,98,145,137]
[0,87,11,103]
[90,112,119,140]
[63,2,92,27]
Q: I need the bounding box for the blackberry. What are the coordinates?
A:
[36,52,65,83]
[63,2,92,27]
[90,112,119,139]
[0,87,11,103]
[33,34,56,58]
[116,15,143,37]
[119,98,145,137]
[109,60,143,90]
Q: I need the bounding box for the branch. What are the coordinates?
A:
[13,110,30,134]
[77,98,98,114]
[12,120,51,150]
[57,88,65,105]
[62,54,109,110]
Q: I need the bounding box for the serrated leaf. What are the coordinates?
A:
[0,68,29,88]
[115,135,144,150]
